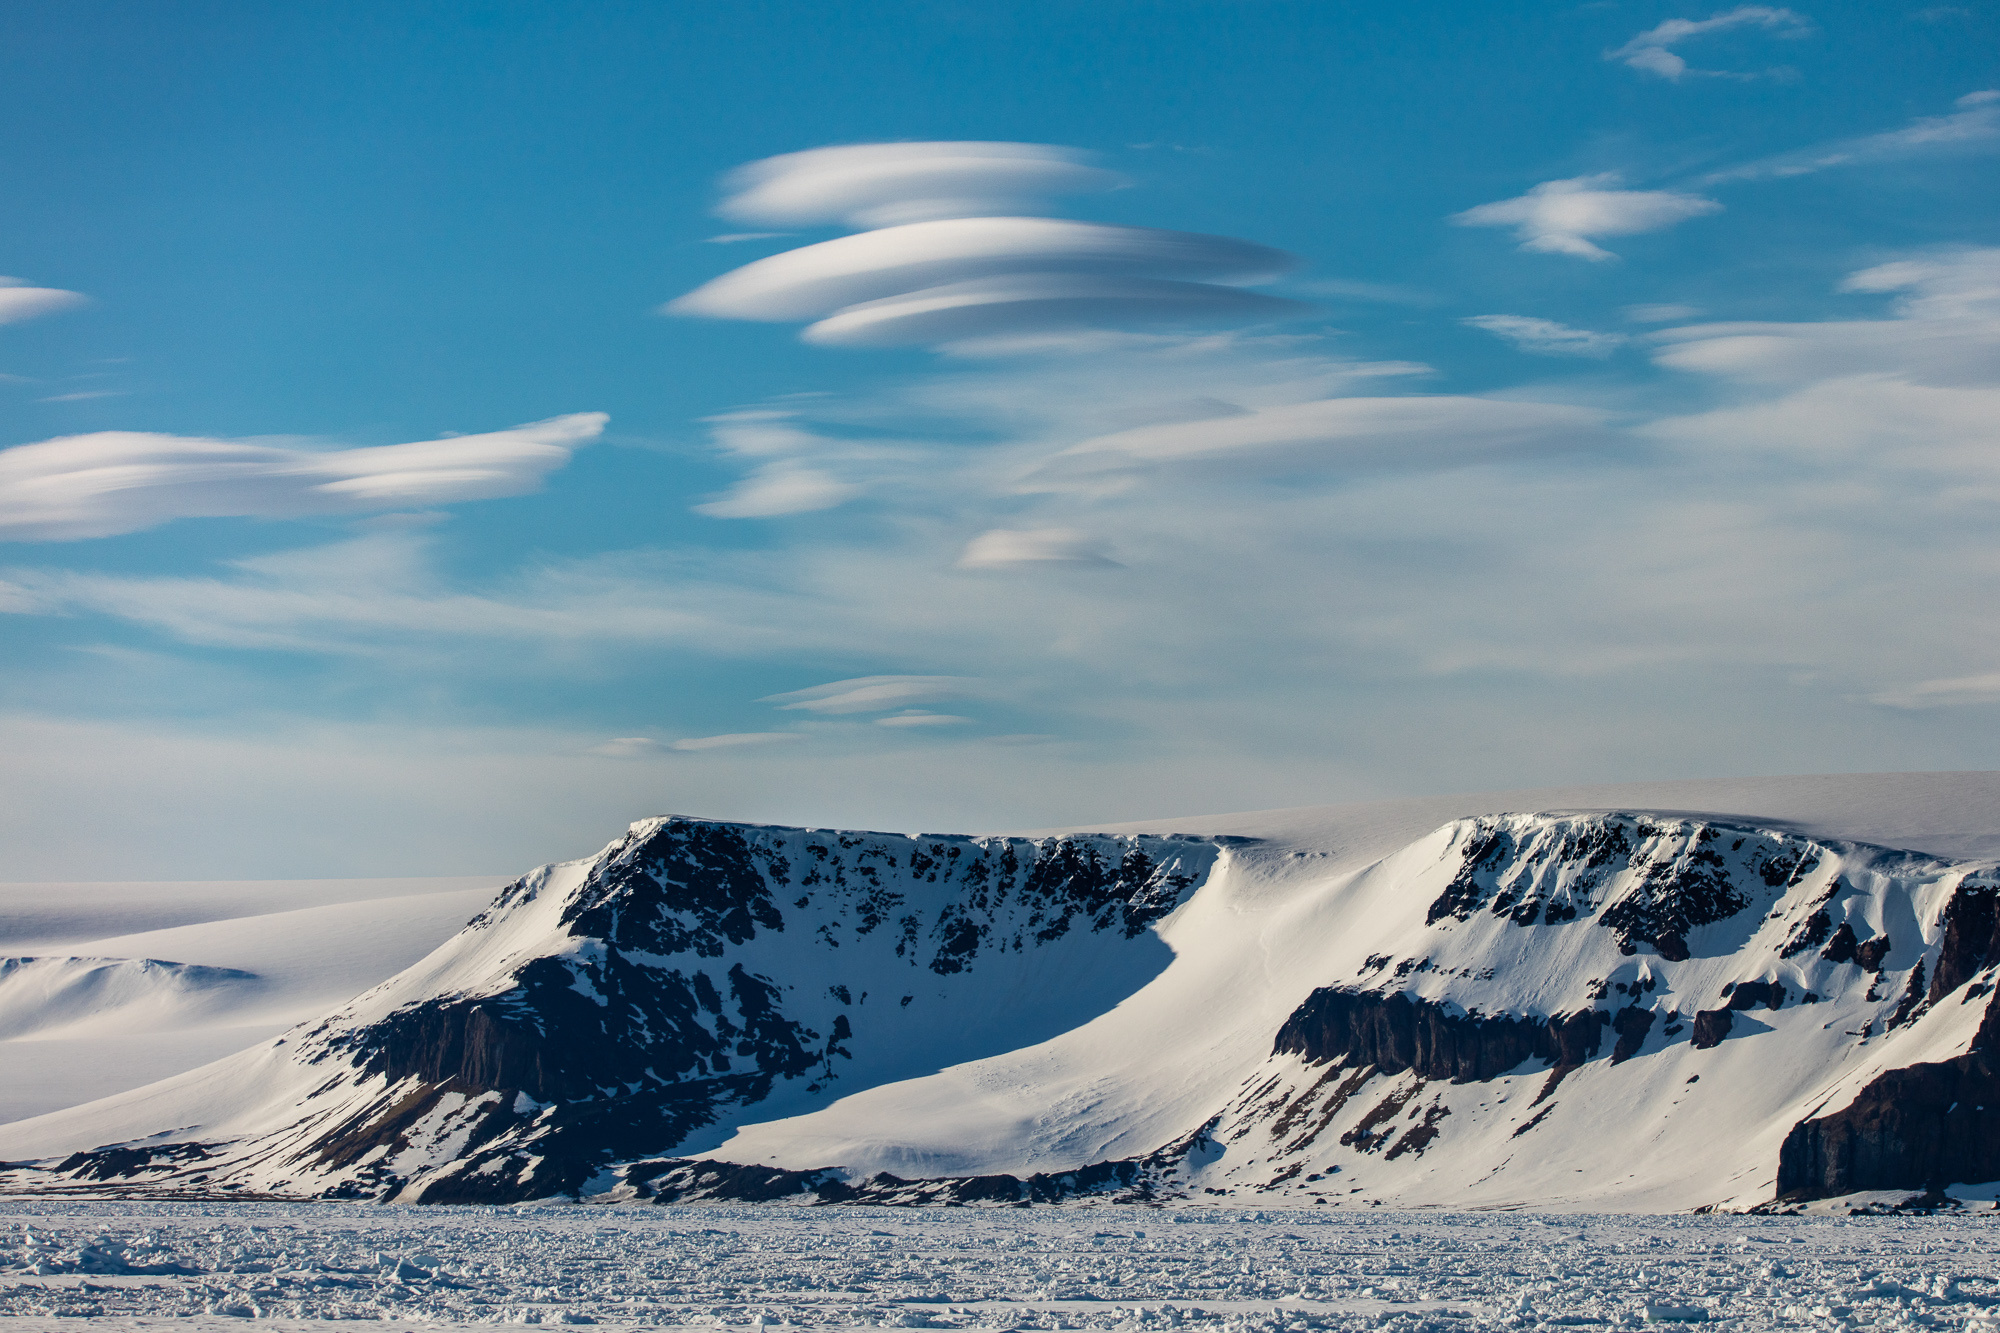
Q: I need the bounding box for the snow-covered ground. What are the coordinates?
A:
[0,877,502,1124]
[2,1198,1998,1330]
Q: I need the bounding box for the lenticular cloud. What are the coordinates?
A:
[0,413,605,541]
[668,142,1304,348]
[716,141,1126,228]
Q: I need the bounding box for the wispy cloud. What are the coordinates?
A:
[1648,246,2000,385]
[694,462,859,517]
[669,732,804,751]
[1705,89,2000,182]
[761,675,979,714]
[1463,315,1630,358]
[1041,395,1612,478]
[11,250,2000,780]
[874,712,969,727]
[0,413,605,542]
[957,528,1120,570]
[0,279,88,326]
[1451,174,1721,262]
[1606,6,1813,81]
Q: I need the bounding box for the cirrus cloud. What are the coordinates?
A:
[693,462,860,518]
[1648,247,2000,387]
[1044,395,1613,477]
[1463,315,1630,358]
[1606,6,1813,82]
[0,412,606,542]
[1705,89,2000,183]
[957,528,1120,570]
[760,675,981,714]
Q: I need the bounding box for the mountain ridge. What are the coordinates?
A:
[6,773,2000,1212]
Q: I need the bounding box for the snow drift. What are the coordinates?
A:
[5,775,2000,1213]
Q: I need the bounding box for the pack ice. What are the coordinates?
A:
[5,773,2000,1214]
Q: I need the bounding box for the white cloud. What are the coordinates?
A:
[802,274,1306,348]
[761,675,978,714]
[694,462,860,518]
[670,732,803,751]
[1045,395,1611,477]
[0,413,605,542]
[670,216,1295,324]
[1649,247,2000,386]
[1707,89,2000,182]
[1606,6,1813,81]
[17,240,2000,849]
[716,142,1125,228]
[1463,315,1630,358]
[874,712,970,727]
[957,528,1120,570]
[669,145,1302,349]
[0,280,88,326]
[1452,175,1721,262]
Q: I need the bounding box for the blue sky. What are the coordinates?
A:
[1,0,1996,878]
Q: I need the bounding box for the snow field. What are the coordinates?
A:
[0,877,501,1126]
[2,1201,1999,1330]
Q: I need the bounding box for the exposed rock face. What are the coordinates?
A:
[14,806,2000,1213]
[1727,980,1787,1011]
[22,816,1225,1205]
[1772,876,2000,1201]
[1272,987,1604,1083]
[1929,880,2000,1003]
[1777,996,2000,1198]
[1691,1008,1733,1050]
[1422,817,1818,959]
[1610,1005,1655,1064]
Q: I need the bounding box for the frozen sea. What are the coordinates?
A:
[2,1201,1998,1332]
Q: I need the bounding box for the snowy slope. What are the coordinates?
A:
[0,819,1221,1203]
[4,772,1999,1212]
[0,876,499,1123]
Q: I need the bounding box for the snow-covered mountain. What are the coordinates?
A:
[5,772,2000,1213]
[0,875,500,1124]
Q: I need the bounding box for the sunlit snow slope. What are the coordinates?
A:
[4,772,2000,1213]
[0,876,501,1123]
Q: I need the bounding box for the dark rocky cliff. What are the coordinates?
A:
[1774,877,2000,1202]
[1272,987,1610,1083]
[284,817,1225,1203]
